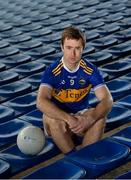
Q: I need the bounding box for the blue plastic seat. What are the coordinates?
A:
[85,30,100,41]
[82,44,95,56]
[111,126,131,148]
[118,95,131,109]
[0,140,60,176]
[113,28,131,42]
[0,105,15,124]
[97,23,120,36]
[66,138,130,178]
[28,28,51,38]
[106,104,130,131]
[116,170,131,179]
[0,63,6,72]
[0,28,22,38]
[0,22,12,32]
[91,36,118,49]
[0,53,31,69]
[19,109,43,127]
[60,12,79,21]
[0,81,32,103]
[21,72,42,90]
[106,79,131,101]
[107,41,131,59]
[84,51,112,66]
[13,61,46,78]
[0,40,9,49]
[101,60,131,79]
[26,45,56,58]
[15,40,43,51]
[0,70,19,86]
[3,92,37,117]
[0,119,31,148]
[86,19,105,30]
[88,10,109,19]
[23,159,86,179]
[119,17,131,28]
[103,13,124,23]
[0,46,19,58]
[19,23,42,32]
[121,72,131,82]
[66,4,83,12]
[10,18,31,28]
[0,159,11,179]
[6,34,32,44]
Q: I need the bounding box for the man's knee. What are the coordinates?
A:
[45,116,67,132]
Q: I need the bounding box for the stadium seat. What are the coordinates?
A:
[115,170,131,179]
[15,40,43,51]
[65,138,130,178]
[113,28,131,42]
[106,79,131,101]
[28,28,51,38]
[26,45,56,58]
[88,10,109,19]
[0,105,15,124]
[106,104,130,131]
[19,109,43,127]
[0,119,31,149]
[85,19,105,30]
[118,95,131,109]
[0,63,6,72]
[0,28,22,38]
[0,53,31,69]
[85,30,100,41]
[21,72,42,90]
[97,23,120,36]
[13,61,46,78]
[0,46,19,58]
[84,51,112,66]
[23,159,86,179]
[0,140,60,176]
[3,92,37,117]
[120,72,131,82]
[0,81,32,103]
[0,23,12,32]
[101,59,131,79]
[103,13,124,23]
[19,23,42,33]
[90,36,118,49]
[107,41,131,59]
[0,70,19,86]
[6,34,32,44]
[111,126,131,148]
[0,159,11,179]
[0,40,9,49]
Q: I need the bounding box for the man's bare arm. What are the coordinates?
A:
[37,85,77,125]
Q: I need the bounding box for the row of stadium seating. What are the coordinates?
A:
[0,0,130,178]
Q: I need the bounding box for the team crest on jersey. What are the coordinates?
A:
[79,78,86,86]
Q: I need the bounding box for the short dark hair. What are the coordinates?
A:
[61,26,86,49]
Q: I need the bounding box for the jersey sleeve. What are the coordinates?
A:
[89,64,105,90]
[40,66,54,89]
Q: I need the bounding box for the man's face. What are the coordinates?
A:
[61,38,84,65]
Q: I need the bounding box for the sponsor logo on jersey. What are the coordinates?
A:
[52,84,92,102]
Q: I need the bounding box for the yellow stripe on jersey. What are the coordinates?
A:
[80,60,93,75]
[52,61,63,76]
[52,84,92,103]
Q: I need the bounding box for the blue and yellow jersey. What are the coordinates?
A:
[41,58,104,113]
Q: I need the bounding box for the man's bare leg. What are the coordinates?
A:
[82,117,105,147]
[43,115,75,154]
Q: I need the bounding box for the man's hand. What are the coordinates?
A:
[70,109,96,134]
